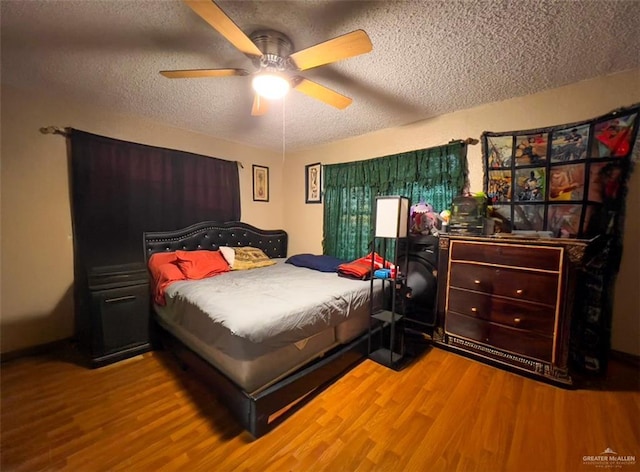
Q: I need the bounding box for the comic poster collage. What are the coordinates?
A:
[483,106,638,238]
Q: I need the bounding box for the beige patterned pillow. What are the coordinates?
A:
[232,247,276,270]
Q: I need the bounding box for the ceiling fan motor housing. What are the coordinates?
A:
[250,30,294,71]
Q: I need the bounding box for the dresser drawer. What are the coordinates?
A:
[445,311,553,362]
[450,241,562,271]
[449,262,559,306]
[447,287,556,335]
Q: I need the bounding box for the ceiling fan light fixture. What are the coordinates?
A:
[252,72,290,100]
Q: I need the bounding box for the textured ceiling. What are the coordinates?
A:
[2,0,639,152]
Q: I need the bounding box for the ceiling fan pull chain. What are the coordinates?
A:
[282,99,286,163]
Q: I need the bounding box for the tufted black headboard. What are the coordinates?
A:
[143,221,288,263]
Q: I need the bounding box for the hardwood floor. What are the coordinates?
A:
[1,343,639,472]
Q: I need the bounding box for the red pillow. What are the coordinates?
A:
[151,263,186,306]
[176,250,230,280]
[148,251,178,270]
[148,252,185,305]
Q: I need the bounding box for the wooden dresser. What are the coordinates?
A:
[434,234,594,385]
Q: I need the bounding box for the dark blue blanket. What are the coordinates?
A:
[285,253,345,273]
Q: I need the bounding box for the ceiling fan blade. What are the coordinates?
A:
[251,94,269,116]
[183,0,262,57]
[160,68,248,78]
[293,77,353,110]
[289,30,372,71]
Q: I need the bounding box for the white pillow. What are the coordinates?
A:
[218,246,235,268]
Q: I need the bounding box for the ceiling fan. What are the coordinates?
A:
[161,0,373,116]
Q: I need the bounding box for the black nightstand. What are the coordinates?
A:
[78,263,152,367]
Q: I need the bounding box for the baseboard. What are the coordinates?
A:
[0,338,72,363]
[609,349,640,369]
[5,338,636,369]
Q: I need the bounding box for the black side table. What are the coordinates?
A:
[79,263,151,367]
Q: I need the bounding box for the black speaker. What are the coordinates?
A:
[398,235,438,325]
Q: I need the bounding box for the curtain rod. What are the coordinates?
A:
[39,126,71,137]
[450,137,479,146]
[39,125,245,168]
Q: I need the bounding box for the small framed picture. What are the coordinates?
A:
[514,133,548,166]
[252,165,269,202]
[514,167,546,202]
[305,162,322,203]
[549,163,585,201]
[487,170,512,203]
[550,124,589,162]
[486,135,514,168]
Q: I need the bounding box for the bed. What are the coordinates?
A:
[143,221,382,437]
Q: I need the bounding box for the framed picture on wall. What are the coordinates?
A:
[252,165,269,202]
[305,162,322,203]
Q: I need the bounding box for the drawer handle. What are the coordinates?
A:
[516,289,524,295]
[474,280,481,284]
[471,307,478,313]
[514,317,522,324]
[105,295,136,304]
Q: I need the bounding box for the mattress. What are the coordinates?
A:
[155,312,338,393]
[155,260,383,392]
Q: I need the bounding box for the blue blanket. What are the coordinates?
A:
[285,253,345,273]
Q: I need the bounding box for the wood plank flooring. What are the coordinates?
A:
[1,344,639,472]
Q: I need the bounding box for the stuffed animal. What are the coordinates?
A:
[410,201,442,235]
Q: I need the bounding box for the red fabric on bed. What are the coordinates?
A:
[176,250,230,280]
[337,252,394,280]
[148,252,185,306]
[336,259,372,280]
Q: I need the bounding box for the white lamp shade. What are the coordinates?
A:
[375,196,409,238]
[252,73,290,100]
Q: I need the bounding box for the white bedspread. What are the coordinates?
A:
[162,260,381,350]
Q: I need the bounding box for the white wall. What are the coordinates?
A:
[283,69,640,356]
[0,85,284,353]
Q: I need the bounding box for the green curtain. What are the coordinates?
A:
[323,141,467,260]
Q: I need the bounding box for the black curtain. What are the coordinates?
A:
[69,130,240,269]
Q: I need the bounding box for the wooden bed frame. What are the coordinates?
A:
[142,221,371,438]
